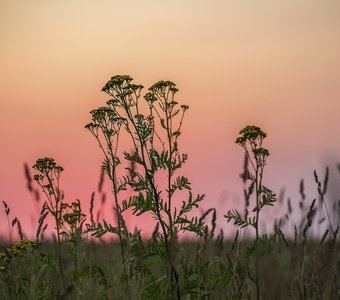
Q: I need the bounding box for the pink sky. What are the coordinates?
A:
[1,1,340,239]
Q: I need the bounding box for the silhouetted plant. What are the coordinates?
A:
[32,157,66,287]
[60,200,86,243]
[33,158,64,244]
[2,201,15,245]
[85,75,206,299]
[85,105,129,277]
[225,125,277,300]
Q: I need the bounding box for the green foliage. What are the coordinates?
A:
[1,76,339,299]
[225,209,256,228]
[84,75,207,298]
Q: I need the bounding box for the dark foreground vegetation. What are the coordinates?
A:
[1,75,339,299]
[1,237,338,299]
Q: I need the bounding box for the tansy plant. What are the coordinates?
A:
[32,157,87,287]
[33,158,65,246]
[85,75,206,299]
[225,125,277,300]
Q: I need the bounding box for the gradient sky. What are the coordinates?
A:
[1,0,340,238]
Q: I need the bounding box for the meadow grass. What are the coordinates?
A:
[1,75,339,299]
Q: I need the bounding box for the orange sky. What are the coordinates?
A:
[1,1,340,238]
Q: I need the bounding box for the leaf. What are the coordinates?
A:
[101,158,111,178]
[116,175,135,192]
[178,216,206,236]
[131,192,154,216]
[169,176,191,195]
[224,209,254,228]
[86,220,120,238]
[171,109,180,118]
[171,153,188,173]
[245,235,274,258]
[124,151,143,165]
[121,197,135,212]
[148,149,168,171]
[174,217,190,225]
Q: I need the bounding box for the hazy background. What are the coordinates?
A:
[1,0,340,238]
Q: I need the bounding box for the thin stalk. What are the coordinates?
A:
[39,174,66,289]
[165,100,174,235]
[6,216,12,245]
[2,202,12,245]
[91,121,128,286]
[126,102,181,299]
[255,164,260,300]
[109,150,126,265]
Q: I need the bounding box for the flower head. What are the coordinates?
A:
[144,92,157,104]
[181,105,189,112]
[236,125,267,145]
[90,106,117,122]
[101,75,133,93]
[33,157,64,174]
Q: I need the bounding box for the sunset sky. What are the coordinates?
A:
[1,1,340,238]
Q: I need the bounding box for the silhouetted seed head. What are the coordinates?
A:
[322,166,329,195]
[299,179,306,200]
[98,168,105,192]
[287,198,292,215]
[89,192,95,226]
[2,201,10,215]
[231,230,239,251]
[33,190,40,202]
[23,163,33,192]
[16,219,23,240]
[101,193,106,205]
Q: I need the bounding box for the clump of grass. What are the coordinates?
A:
[2,201,23,244]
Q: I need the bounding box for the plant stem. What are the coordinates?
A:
[255,165,260,300]
[125,97,181,299]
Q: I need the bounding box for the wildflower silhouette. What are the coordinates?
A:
[85,75,207,299]
[225,125,277,300]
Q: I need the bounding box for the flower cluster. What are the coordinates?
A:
[60,200,86,242]
[0,240,41,272]
[236,125,267,146]
[33,157,64,175]
[236,125,269,168]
